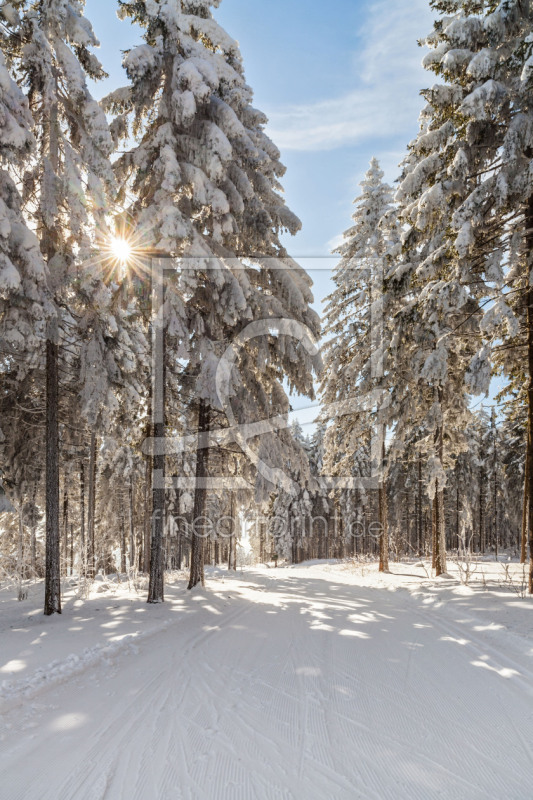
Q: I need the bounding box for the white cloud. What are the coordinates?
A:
[265,0,436,152]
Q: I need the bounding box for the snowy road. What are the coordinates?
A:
[1,565,532,800]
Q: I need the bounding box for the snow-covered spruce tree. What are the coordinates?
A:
[106,0,320,595]
[498,409,526,554]
[320,159,400,572]
[384,0,533,573]
[0,11,52,589]
[14,0,121,613]
[0,28,50,371]
[416,1,533,586]
[267,421,313,563]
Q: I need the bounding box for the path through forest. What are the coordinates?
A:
[1,563,532,799]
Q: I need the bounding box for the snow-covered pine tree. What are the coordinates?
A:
[0,22,50,372]
[13,0,121,613]
[414,0,533,588]
[0,4,51,592]
[320,159,399,572]
[106,0,320,594]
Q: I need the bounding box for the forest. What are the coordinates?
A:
[0,1,532,612]
[2,2,533,799]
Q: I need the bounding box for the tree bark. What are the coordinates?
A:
[62,482,68,576]
[188,399,210,589]
[30,485,37,576]
[44,321,61,614]
[87,430,97,578]
[493,412,498,560]
[378,438,389,572]
[79,460,85,577]
[18,506,25,601]
[435,412,447,576]
[120,488,127,574]
[231,491,237,570]
[143,455,151,573]
[148,258,166,603]
[521,436,528,563]
[527,193,533,592]
[479,468,484,554]
[456,484,460,551]
[43,91,61,615]
[432,492,437,569]
[129,474,135,571]
[70,523,74,574]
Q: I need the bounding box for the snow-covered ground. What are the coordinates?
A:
[1,559,532,800]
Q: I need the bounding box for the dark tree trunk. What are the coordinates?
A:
[18,507,25,600]
[44,324,61,615]
[228,501,233,571]
[87,430,97,578]
[231,491,237,570]
[148,258,166,603]
[70,523,74,574]
[434,484,443,576]
[521,437,528,563]
[120,489,127,574]
[129,474,135,571]
[479,468,484,554]
[188,399,210,589]
[435,485,446,576]
[493,447,498,560]
[30,485,37,576]
[417,456,423,556]
[31,524,36,576]
[434,413,447,576]
[432,493,437,569]
[43,98,61,615]
[62,483,68,576]
[79,460,85,577]
[456,484,460,550]
[143,455,151,574]
[378,438,389,572]
[527,194,533,592]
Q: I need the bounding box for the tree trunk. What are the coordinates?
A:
[148,258,166,603]
[436,486,446,575]
[129,474,135,571]
[120,488,127,574]
[43,94,61,615]
[87,430,97,578]
[378,437,389,572]
[18,507,25,601]
[493,459,498,560]
[62,483,68,576]
[30,484,37,576]
[527,193,533,592]
[432,493,437,569]
[143,455,151,573]
[79,460,85,577]
[479,468,484,554]
[228,496,234,571]
[434,484,443,576]
[188,399,210,589]
[31,525,36,576]
[70,523,74,574]
[435,414,447,576]
[231,492,237,570]
[456,484,460,551]
[44,322,61,615]
[521,437,528,563]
